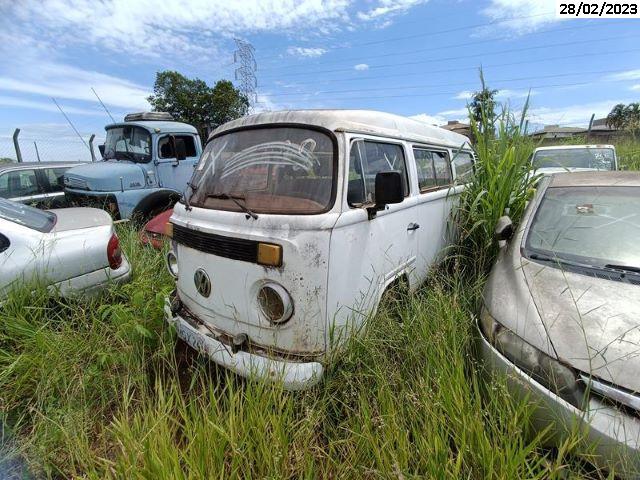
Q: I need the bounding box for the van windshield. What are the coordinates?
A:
[189,127,336,214]
[103,126,152,163]
[532,147,615,171]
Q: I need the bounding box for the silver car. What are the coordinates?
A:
[0,198,131,299]
[478,171,640,477]
[0,161,85,209]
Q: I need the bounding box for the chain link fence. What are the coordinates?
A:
[0,131,103,164]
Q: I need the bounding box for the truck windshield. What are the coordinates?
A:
[189,127,336,214]
[0,198,56,232]
[104,126,152,163]
[532,148,615,170]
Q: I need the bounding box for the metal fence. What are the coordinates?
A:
[0,129,102,163]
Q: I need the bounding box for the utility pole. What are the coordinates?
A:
[234,39,258,112]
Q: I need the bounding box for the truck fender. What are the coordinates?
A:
[132,189,180,222]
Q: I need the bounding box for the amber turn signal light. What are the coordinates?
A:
[257,243,282,267]
[164,222,174,238]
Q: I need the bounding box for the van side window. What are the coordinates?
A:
[452,150,474,183]
[158,135,197,159]
[347,140,408,206]
[413,148,452,192]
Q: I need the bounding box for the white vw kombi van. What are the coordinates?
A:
[164,110,473,389]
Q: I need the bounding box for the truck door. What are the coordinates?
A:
[330,138,418,328]
[155,134,200,194]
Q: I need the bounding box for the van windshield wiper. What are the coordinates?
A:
[207,193,258,220]
[603,264,640,275]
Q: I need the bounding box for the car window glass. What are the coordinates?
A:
[0,232,9,253]
[347,140,408,206]
[158,135,197,159]
[414,149,437,190]
[452,150,474,182]
[0,170,39,198]
[0,198,56,232]
[43,168,68,192]
[432,151,452,186]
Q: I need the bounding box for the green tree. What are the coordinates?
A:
[469,71,498,138]
[0,157,14,164]
[147,71,249,142]
[606,103,627,130]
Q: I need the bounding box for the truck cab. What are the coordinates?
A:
[64,112,201,220]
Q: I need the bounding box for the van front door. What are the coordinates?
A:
[330,137,418,330]
[155,134,200,193]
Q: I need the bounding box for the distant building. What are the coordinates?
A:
[587,117,623,143]
[529,125,587,142]
[441,120,472,140]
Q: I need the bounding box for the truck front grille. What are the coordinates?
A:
[173,224,258,264]
[64,176,88,190]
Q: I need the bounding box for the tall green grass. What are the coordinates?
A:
[0,103,622,478]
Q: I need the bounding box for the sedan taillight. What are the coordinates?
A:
[107,233,122,270]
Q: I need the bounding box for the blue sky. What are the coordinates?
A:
[0,0,638,162]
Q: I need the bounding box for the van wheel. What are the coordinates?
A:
[379,276,409,318]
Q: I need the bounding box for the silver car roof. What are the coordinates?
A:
[0,161,85,173]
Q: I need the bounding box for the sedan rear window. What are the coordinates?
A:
[0,198,56,232]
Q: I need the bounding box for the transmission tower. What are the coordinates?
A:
[234,39,258,112]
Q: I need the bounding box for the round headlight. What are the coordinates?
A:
[258,283,293,325]
[166,251,179,278]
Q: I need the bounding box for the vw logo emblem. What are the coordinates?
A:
[194,269,211,298]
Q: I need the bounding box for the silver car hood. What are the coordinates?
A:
[522,260,640,392]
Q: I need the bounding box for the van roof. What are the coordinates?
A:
[106,121,198,135]
[211,110,472,148]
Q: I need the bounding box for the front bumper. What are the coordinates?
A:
[476,320,640,477]
[164,297,324,390]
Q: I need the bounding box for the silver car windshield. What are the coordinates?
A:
[0,198,56,232]
[526,186,640,269]
[532,148,615,170]
[189,127,336,215]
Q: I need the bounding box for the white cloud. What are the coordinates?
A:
[409,113,446,126]
[454,91,474,100]
[8,0,353,58]
[286,47,328,58]
[631,84,640,91]
[480,0,559,34]
[357,0,429,21]
[0,62,150,111]
[525,99,633,127]
[354,63,369,71]
[0,95,104,116]
[606,69,640,81]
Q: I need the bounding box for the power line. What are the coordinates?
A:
[256,11,559,59]
[258,47,640,88]
[262,67,640,99]
[260,32,640,79]
[258,20,616,71]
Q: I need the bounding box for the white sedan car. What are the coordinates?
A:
[0,198,131,299]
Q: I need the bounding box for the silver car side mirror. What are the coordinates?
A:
[494,216,514,242]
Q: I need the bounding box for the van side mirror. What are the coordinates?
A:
[367,171,404,219]
[174,137,187,161]
[494,216,514,242]
[98,144,105,157]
